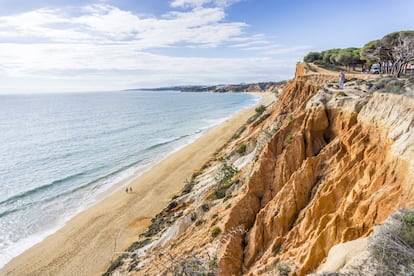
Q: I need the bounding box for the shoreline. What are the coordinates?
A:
[1,92,275,276]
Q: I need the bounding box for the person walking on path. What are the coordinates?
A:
[339,71,345,89]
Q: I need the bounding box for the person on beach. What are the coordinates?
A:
[129,187,133,193]
[339,71,345,89]
[125,187,129,193]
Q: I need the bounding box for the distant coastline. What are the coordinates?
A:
[125,80,286,93]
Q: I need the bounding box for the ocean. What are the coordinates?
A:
[0,90,260,268]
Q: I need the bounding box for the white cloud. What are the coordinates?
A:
[170,0,241,8]
[0,4,246,47]
[0,3,302,93]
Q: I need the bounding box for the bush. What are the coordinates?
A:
[253,113,271,126]
[304,51,322,63]
[388,80,405,93]
[255,105,266,115]
[335,91,347,98]
[370,77,406,94]
[232,125,247,139]
[211,226,222,238]
[285,133,293,145]
[236,143,247,155]
[182,181,195,194]
[195,219,205,226]
[201,203,210,212]
[210,163,238,200]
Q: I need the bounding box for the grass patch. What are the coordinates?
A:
[172,254,217,275]
[370,210,414,275]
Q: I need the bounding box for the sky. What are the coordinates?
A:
[0,0,413,93]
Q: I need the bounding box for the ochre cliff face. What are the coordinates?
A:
[219,68,414,275]
[113,64,414,276]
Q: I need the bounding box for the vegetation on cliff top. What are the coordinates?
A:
[304,30,414,76]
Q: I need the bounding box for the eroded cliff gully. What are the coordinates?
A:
[111,64,414,276]
[220,66,414,275]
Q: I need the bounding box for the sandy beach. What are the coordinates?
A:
[1,92,275,276]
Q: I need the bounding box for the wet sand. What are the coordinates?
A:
[1,92,275,276]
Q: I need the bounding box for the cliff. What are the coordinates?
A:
[107,63,414,275]
[136,81,286,93]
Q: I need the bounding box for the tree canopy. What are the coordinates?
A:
[304,47,363,70]
[304,30,414,76]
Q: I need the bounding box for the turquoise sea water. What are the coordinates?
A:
[0,90,259,268]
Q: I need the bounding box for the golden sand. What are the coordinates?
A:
[1,92,275,276]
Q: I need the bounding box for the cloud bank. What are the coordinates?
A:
[0,2,307,93]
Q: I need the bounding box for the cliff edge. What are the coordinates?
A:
[107,63,414,275]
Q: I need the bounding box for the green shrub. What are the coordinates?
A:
[191,171,202,180]
[400,212,414,246]
[201,203,210,212]
[276,263,290,276]
[208,254,218,271]
[232,125,247,139]
[247,113,259,124]
[370,77,406,94]
[388,80,405,93]
[211,226,222,238]
[103,255,125,276]
[255,105,266,115]
[335,91,347,98]
[182,181,195,194]
[210,163,238,200]
[285,133,293,144]
[236,143,247,155]
[253,113,271,126]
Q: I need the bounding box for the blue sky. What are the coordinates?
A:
[0,0,413,93]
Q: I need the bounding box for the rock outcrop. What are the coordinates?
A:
[108,64,414,276]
